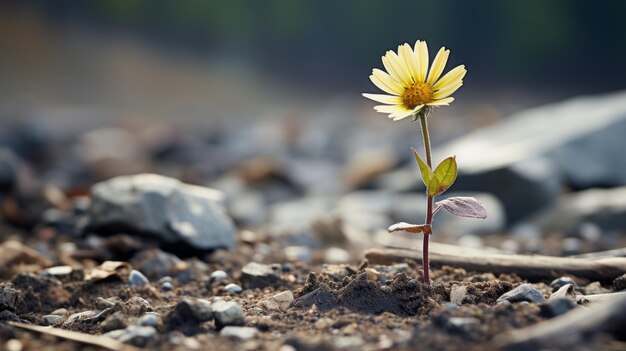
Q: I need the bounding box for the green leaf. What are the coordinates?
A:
[432,156,457,196]
[411,147,434,189]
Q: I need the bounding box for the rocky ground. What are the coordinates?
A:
[1,92,626,350]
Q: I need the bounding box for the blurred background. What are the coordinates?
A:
[1,0,626,259]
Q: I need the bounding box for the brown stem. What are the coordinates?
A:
[419,113,433,285]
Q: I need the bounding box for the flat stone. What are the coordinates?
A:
[85,174,235,251]
[220,326,258,339]
[257,291,294,311]
[497,284,546,304]
[211,300,245,329]
[240,262,281,289]
[105,326,157,347]
[223,283,242,294]
[42,314,64,325]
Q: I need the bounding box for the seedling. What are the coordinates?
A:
[363,40,487,285]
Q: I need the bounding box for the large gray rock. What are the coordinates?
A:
[434,91,626,223]
[535,187,626,233]
[86,174,235,250]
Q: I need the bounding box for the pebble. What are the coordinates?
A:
[450,285,468,305]
[539,297,577,318]
[584,281,611,295]
[284,246,312,263]
[161,282,173,292]
[124,296,152,317]
[224,283,243,294]
[105,326,157,347]
[5,339,22,351]
[0,283,19,310]
[257,291,294,311]
[497,284,546,304]
[210,270,228,282]
[549,277,578,292]
[220,326,258,339]
[240,262,281,289]
[324,247,350,263]
[129,270,149,288]
[211,300,245,329]
[42,314,64,325]
[613,273,626,291]
[137,313,159,327]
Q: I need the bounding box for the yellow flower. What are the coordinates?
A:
[363,40,466,121]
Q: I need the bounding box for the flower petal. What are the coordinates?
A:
[399,43,418,83]
[374,104,405,114]
[427,47,450,85]
[383,50,411,86]
[414,40,429,83]
[362,93,402,105]
[390,104,423,121]
[370,69,403,95]
[433,82,463,99]
[426,97,455,106]
[433,65,466,91]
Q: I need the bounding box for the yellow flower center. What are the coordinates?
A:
[402,83,434,109]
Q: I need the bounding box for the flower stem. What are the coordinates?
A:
[419,113,433,285]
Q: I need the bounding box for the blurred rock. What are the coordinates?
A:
[128,270,149,288]
[76,128,147,179]
[497,284,546,304]
[223,283,242,294]
[535,187,626,233]
[550,277,578,292]
[0,283,19,310]
[42,314,64,325]
[267,196,336,247]
[211,300,245,329]
[540,297,577,318]
[105,325,157,347]
[284,246,312,263]
[220,326,258,339]
[613,274,626,291]
[85,174,235,251]
[131,249,187,280]
[584,282,611,295]
[257,291,294,311]
[240,262,281,289]
[435,92,626,223]
[210,270,228,282]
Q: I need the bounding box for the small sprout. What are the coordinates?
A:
[363,40,486,285]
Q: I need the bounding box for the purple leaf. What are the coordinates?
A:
[388,222,432,235]
[435,197,487,219]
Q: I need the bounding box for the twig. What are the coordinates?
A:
[365,247,626,282]
[8,322,140,351]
